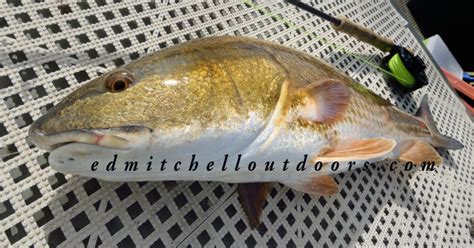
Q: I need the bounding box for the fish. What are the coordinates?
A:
[28,36,463,228]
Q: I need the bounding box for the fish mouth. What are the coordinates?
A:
[29,123,153,152]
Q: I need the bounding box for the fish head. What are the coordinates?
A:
[28,37,295,174]
[28,63,170,171]
[28,47,251,172]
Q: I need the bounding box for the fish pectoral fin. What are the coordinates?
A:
[316,138,397,162]
[282,175,338,196]
[399,140,443,166]
[237,182,270,229]
[300,79,351,124]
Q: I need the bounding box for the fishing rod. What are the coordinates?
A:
[285,0,428,92]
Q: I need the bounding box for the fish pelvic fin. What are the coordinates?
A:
[282,175,338,196]
[416,95,463,150]
[237,182,270,229]
[399,140,443,166]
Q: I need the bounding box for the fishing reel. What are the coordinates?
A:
[381,46,429,92]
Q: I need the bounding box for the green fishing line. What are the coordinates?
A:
[242,0,416,85]
[387,53,416,87]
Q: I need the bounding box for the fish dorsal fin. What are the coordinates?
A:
[300,79,351,124]
[316,138,397,163]
[283,175,338,195]
[416,95,438,132]
[400,140,443,165]
[237,183,270,229]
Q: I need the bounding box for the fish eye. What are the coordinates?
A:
[105,70,134,92]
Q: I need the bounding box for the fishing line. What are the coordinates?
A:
[242,0,418,84]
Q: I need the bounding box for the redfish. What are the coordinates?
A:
[29,36,463,227]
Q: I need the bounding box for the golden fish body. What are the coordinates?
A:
[29,36,462,193]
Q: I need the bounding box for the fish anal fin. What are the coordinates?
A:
[283,175,338,196]
[301,79,351,124]
[237,182,270,229]
[400,140,443,166]
[316,138,397,163]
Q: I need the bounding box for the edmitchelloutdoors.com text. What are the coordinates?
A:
[88,154,438,172]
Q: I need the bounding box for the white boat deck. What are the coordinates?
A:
[0,1,472,247]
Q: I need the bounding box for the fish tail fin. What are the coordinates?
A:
[416,95,464,150]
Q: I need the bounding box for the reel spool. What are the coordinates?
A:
[382,46,428,92]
